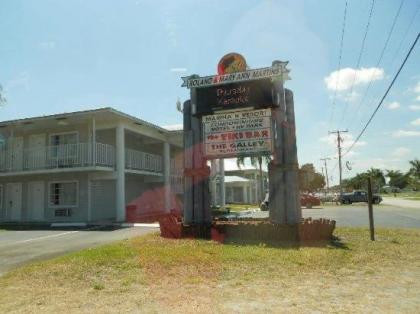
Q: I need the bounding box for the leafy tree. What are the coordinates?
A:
[236,153,271,202]
[344,172,368,190]
[409,159,420,178]
[408,159,420,191]
[386,170,408,189]
[298,163,325,192]
[343,169,385,193]
[366,168,385,193]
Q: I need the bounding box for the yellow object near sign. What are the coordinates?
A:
[217,53,247,74]
[202,108,273,159]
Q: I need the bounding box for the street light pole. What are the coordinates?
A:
[328,130,348,196]
[320,157,331,194]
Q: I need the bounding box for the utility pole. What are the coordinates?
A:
[320,157,331,194]
[328,130,348,196]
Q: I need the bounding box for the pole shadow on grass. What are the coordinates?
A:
[214,236,350,250]
[328,235,350,250]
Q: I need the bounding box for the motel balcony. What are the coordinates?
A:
[0,142,115,174]
[0,143,167,176]
[125,148,163,174]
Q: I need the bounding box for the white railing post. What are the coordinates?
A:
[116,125,126,222]
[92,117,96,167]
[163,142,171,210]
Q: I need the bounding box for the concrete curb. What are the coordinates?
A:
[119,223,159,228]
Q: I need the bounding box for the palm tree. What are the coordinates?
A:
[0,84,6,106]
[386,170,408,190]
[236,153,271,202]
[346,172,368,190]
[409,159,420,178]
[408,159,420,191]
[366,168,385,193]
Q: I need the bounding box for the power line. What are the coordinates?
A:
[353,1,420,128]
[343,32,420,156]
[328,0,348,131]
[338,0,376,125]
[347,0,405,131]
[389,2,420,70]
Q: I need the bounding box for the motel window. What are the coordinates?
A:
[50,132,78,146]
[49,132,78,160]
[49,182,78,207]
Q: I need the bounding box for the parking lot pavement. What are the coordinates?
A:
[0,226,158,276]
[239,204,420,228]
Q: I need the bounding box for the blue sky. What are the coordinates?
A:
[1,0,419,184]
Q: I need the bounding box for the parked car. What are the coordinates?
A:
[300,193,321,208]
[339,190,382,205]
[260,193,321,210]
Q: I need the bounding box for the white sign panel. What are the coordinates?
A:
[182,63,290,89]
[203,109,273,159]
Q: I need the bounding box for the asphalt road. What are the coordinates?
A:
[0,226,158,277]
[381,197,420,209]
[241,203,420,228]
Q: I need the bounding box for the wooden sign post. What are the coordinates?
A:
[367,177,375,241]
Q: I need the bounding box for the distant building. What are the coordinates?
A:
[210,163,268,205]
[225,169,268,204]
[225,175,252,203]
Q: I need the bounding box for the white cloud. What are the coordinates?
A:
[5,71,30,91]
[170,68,187,73]
[39,41,56,50]
[162,123,183,131]
[392,130,420,138]
[411,118,420,126]
[320,133,366,150]
[386,101,400,110]
[324,67,385,91]
[411,82,420,102]
[392,147,411,158]
[409,105,420,111]
[335,90,360,103]
[347,157,403,175]
[413,81,420,94]
[223,158,265,171]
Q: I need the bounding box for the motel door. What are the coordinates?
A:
[28,181,45,221]
[11,137,24,171]
[6,183,22,221]
[28,134,46,169]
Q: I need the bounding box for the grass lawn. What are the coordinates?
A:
[383,191,420,201]
[405,197,420,200]
[225,203,259,212]
[1,228,420,313]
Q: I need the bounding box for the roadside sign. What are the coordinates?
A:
[195,79,274,116]
[202,108,273,159]
[181,62,289,89]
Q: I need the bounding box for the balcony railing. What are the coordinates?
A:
[170,158,183,194]
[0,142,115,173]
[170,171,184,194]
[125,149,163,173]
[0,142,170,176]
